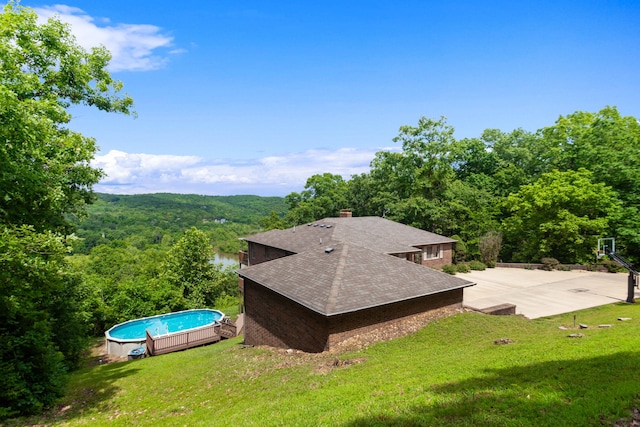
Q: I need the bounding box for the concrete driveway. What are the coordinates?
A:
[462,268,635,319]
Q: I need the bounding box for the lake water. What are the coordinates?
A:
[212,252,238,268]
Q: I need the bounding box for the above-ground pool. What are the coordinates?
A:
[105,309,224,357]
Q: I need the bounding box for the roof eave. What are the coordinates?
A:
[238,272,476,317]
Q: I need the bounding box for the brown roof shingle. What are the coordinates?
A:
[243,216,455,255]
[238,242,474,316]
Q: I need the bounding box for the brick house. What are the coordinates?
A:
[237,212,474,352]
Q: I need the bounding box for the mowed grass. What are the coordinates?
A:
[8,303,640,426]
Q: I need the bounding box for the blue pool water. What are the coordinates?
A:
[106,309,224,341]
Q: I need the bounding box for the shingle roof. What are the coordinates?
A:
[243,216,456,255]
[238,242,474,316]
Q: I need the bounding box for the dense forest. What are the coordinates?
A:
[70,193,287,254]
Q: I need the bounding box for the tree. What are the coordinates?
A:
[0,227,87,418]
[478,231,502,268]
[502,169,621,264]
[453,128,548,198]
[0,2,133,233]
[160,228,236,308]
[284,173,349,224]
[259,210,287,231]
[363,117,459,232]
[541,106,640,261]
[450,235,467,263]
[362,117,500,239]
[0,2,133,417]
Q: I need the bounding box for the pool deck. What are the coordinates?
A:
[146,318,239,356]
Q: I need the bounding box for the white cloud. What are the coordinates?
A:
[91,147,385,196]
[34,5,175,71]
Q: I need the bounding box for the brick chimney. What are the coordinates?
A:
[339,209,352,218]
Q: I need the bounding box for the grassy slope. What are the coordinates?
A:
[12,303,640,426]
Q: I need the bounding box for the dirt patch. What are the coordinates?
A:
[82,339,127,368]
[242,306,468,375]
[608,407,640,426]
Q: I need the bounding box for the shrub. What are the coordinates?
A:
[541,257,559,271]
[468,260,486,271]
[557,265,571,271]
[479,231,502,268]
[456,263,471,273]
[599,259,626,273]
[451,235,467,263]
[442,264,457,275]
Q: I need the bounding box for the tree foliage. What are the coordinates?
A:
[0,2,133,417]
[478,231,503,268]
[70,193,280,254]
[160,228,237,309]
[0,2,133,234]
[284,173,349,224]
[502,169,621,263]
[273,107,640,265]
[0,227,86,417]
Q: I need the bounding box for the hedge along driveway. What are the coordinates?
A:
[462,268,631,318]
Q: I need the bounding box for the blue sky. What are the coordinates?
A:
[27,1,640,196]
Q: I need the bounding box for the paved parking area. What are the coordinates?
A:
[462,268,635,319]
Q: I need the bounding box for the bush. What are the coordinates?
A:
[468,260,486,271]
[456,263,471,273]
[479,231,502,268]
[557,264,571,271]
[599,259,626,273]
[541,257,559,271]
[442,264,457,275]
[451,235,467,263]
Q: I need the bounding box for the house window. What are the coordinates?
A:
[249,244,255,259]
[423,244,441,260]
[265,246,271,260]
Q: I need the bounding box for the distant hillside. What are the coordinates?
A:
[70,193,287,253]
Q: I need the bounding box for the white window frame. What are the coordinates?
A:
[423,244,442,260]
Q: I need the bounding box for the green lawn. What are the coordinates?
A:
[9,303,640,426]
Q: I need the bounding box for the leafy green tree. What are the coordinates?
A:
[502,169,621,263]
[541,106,640,261]
[345,172,379,217]
[70,244,177,333]
[260,210,287,231]
[453,128,547,198]
[450,234,467,263]
[363,117,458,232]
[0,2,133,234]
[0,227,86,418]
[160,228,237,308]
[362,117,500,239]
[0,2,133,417]
[284,173,349,224]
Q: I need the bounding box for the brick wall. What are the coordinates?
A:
[243,278,463,353]
[248,243,290,266]
[243,279,329,352]
[421,243,454,269]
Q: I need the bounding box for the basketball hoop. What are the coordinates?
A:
[597,238,615,258]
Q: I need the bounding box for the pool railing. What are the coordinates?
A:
[145,318,237,356]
